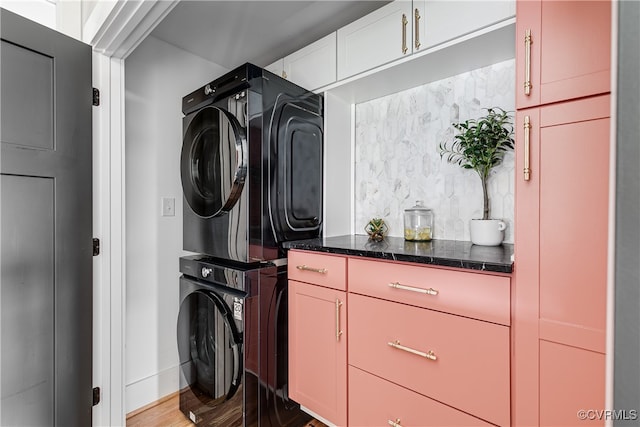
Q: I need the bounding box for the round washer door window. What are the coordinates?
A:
[181,106,246,218]
[177,289,242,403]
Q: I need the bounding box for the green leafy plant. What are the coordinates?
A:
[365,218,388,242]
[438,107,515,220]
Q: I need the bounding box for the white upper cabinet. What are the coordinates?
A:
[423,0,515,48]
[337,1,414,80]
[265,33,336,92]
[336,0,515,81]
[283,32,337,91]
[265,58,285,78]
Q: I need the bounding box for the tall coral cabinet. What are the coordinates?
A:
[514,0,611,426]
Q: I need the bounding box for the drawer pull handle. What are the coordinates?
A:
[388,340,437,361]
[388,419,402,427]
[335,299,343,342]
[524,29,532,95]
[414,8,421,50]
[523,115,531,181]
[401,13,408,54]
[296,265,327,274]
[388,282,438,296]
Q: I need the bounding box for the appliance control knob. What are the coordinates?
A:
[204,85,215,96]
[201,267,212,278]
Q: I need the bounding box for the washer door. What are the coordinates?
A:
[181,106,247,218]
[177,289,243,403]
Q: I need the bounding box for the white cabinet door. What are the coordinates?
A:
[337,0,413,80]
[423,0,515,48]
[284,32,336,91]
[265,58,285,78]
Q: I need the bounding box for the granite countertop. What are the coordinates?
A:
[283,235,514,273]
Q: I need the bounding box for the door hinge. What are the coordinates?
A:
[93,387,100,406]
[93,238,100,256]
[93,88,100,106]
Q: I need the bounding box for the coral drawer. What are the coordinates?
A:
[349,294,510,426]
[348,258,510,325]
[349,365,493,427]
[288,250,347,291]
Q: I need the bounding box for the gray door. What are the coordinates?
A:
[0,8,93,426]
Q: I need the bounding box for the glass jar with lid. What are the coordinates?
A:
[404,200,434,241]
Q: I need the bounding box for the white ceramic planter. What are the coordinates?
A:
[469,219,506,246]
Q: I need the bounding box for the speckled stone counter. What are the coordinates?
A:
[283,235,514,273]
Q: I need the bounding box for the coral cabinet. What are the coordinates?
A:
[289,250,511,426]
[514,0,611,425]
[348,258,511,427]
[516,0,611,109]
[288,251,347,426]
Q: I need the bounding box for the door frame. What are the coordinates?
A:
[83,2,179,426]
[83,1,619,425]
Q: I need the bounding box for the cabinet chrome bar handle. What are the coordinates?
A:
[401,13,408,54]
[335,299,343,342]
[388,282,438,296]
[414,8,421,50]
[524,29,532,95]
[296,264,327,274]
[388,340,437,361]
[523,115,531,181]
[388,419,402,427]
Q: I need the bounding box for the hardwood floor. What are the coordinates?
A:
[126,392,327,427]
[126,392,191,427]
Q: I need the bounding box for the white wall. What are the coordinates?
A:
[0,0,56,29]
[81,0,98,26]
[57,0,81,40]
[124,35,228,413]
[0,0,81,41]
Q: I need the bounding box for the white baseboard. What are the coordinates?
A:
[125,365,179,414]
[300,405,337,427]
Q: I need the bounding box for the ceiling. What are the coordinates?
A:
[150,0,390,69]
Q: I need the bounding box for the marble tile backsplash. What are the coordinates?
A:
[354,59,515,243]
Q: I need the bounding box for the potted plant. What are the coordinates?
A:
[438,107,515,246]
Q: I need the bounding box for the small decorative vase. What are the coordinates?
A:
[469,219,506,246]
[365,218,388,242]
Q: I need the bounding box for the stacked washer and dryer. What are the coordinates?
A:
[177,63,323,426]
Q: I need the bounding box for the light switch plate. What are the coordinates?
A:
[161,197,175,217]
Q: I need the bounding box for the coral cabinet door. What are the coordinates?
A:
[349,366,494,427]
[514,95,610,426]
[539,341,606,426]
[513,107,541,425]
[538,98,610,343]
[516,0,611,109]
[288,280,347,426]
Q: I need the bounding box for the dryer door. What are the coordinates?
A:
[181,106,247,218]
[177,287,243,404]
[269,95,323,242]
